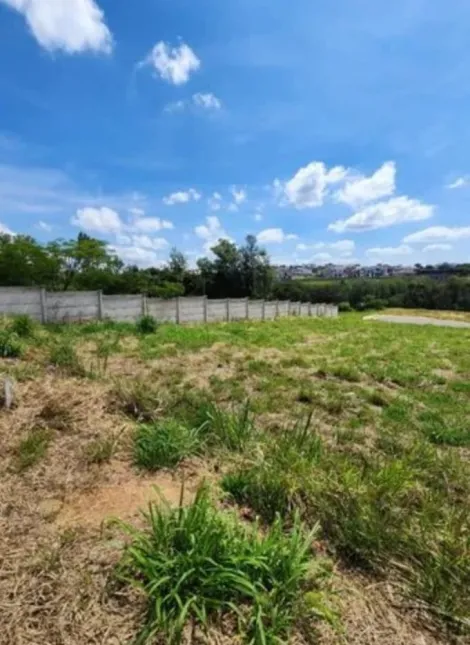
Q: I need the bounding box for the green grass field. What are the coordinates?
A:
[0,312,469,644]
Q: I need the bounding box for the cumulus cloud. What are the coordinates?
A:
[312,252,333,262]
[193,93,222,110]
[257,228,297,244]
[446,177,469,189]
[141,41,200,85]
[0,222,14,235]
[231,186,247,205]
[276,161,348,209]
[163,188,201,206]
[335,161,396,207]
[366,245,413,257]
[254,213,263,222]
[109,245,162,268]
[403,226,470,244]
[72,206,122,234]
[72,206,173,235]
[423,244,453,252]
[329,196,434,233]
[37,220,52,232]
[194,215,231,252]
[1,0,113,54]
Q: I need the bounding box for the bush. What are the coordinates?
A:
[136,315,158,335]
[356,296,387,311]
[116,484,321,645]
[133,419,202,470]
[0,329,23,358]
[10,314,36,338]
[338,301,352,312]
[48,341,85,376]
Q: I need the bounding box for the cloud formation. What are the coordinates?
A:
[257,228,297,244]
[142,41,200,85]
[163,189,201,206]
[329,196,434,233]
[335,161,396,207]
[1,0,113,54]
[276,161,347,209]
[403,226,470,244]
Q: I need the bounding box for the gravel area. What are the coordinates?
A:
[366,314,470,329]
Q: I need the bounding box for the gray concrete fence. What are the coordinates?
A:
[0,287,338,324]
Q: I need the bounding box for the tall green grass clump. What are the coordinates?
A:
[136,315,158,335]
[10,314,36,338]
[14,427,53,471]
[197,401,257,452]
[48,340,85,376]
[116,485,321,644]
[133,419,202,470]
[0,329,23,358]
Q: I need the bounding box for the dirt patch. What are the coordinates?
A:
[57,462,199,528]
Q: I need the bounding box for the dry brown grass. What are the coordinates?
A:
[385,308,470,323]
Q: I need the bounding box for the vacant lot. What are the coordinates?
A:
[0,313,469,645]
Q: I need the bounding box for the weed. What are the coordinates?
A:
[14,427,53,471]
[84,437,114,464]
[0,329,23,358]
[198,401,257,452]
[363,388,389,407]
[89,334,121,375]
[116,484,320,644]
[133,419,202,470]
[136,315,158,335]
[10,314,36,338]
[330,364,361,382]
[418,410,470,446]
[48,341,85,376]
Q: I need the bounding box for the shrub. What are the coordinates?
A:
[136,315,158,335]
[338,301,352,312]
[10,314,36,338]
[133,419,202,470]
[0,329,23,358]
[116,484,320,644]
[48,341,85,376]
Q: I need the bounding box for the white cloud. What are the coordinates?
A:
[193,93,222,110]
[366,245,413,257]
[37,220,52,232]
[142,41,200,85]
[208,192,222,211]
[277,161,348,209]
[227,203,238,213]
[72,207,174,235]
[164,100,186,114]
[0,222,14,235]
[423,244,453,252]
[109,245,162,268]
[403,226,470,244]
[132,217,174,232]
[231,186,247,205]
[446,177,469,189]
[72,206,122,234]
[254,213,263,222]
[128,207,145,217]
[195,215,231,252]
[335,161,396,207]
[329,196,434,233]
[1,0,113,54]
[296,240,355,256]
[163,188,201,206]
[128,235,169,250]
[257,228,297,244]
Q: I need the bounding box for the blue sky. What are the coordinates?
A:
[0,0,469,267]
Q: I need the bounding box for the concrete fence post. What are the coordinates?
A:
[142,294,147,317]
[286,300,290,317]
[203,295,208,323]
[40,288,47,324]
[261,299,266,321]
[308,302,312,317]
[97,290,103,320]
[245,297,249,319]
[226,298,230,322]
[176,297,181,324]
[275,300,280,318]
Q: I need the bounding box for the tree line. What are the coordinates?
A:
[0,232,468,311]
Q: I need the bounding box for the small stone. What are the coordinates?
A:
[38,499,63,520]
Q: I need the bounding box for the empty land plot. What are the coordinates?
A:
[0,313,469,645]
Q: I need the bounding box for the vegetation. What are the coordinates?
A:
[116,484,322,645]
[2,313,469,644]
[0,329,23,358]
[136,314,158,335]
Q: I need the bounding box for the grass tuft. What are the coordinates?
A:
[10,314,36,338]
[0,329,23,358]
[48,340,85,376]
[115,484,322,644]
[133,419,202,470]
[13,427,53,471]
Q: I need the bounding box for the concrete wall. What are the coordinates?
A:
[0,287,338,324]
